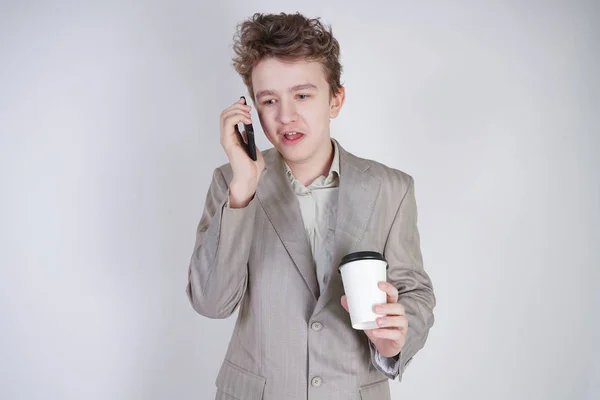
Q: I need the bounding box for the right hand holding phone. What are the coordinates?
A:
[219,97,265,208]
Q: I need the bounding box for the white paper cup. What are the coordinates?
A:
[338,251,388,330]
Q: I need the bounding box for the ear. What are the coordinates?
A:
[329,86,346,119]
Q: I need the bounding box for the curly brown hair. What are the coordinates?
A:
[232,12,343,103]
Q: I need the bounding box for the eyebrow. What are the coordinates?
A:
[255,83,318,101]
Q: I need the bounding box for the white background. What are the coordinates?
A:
[1,1,598,399]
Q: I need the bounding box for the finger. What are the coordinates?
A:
[363,329,377,341]
[376,315,408,330]
[222,106,251,121]
[223,109,252,124]
[370,328,405,341]
[221,105,251,122]
[240,127,247,144]
[255,145,265,168]
[234,124,247,144]
[340,295,349,312]
[255,143,263,158]
[223,117,252,141]
[237,96,253,111]
[373,302,406,316]
[377,281,398,304]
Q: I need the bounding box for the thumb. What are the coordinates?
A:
[340,295,349,312]
[364,329,377,343]
[240,128,248,144]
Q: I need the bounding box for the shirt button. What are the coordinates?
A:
[311,376,322,387]
[311,321,323,331]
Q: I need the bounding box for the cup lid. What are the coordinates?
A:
[338,251,388,273]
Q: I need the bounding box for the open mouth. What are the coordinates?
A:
[282,131,305,144]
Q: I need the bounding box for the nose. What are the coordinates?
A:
[277,98,298,124]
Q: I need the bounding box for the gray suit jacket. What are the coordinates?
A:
[186,139,435,400]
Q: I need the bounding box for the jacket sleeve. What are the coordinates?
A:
[369,175,436,381]
[369,340,401,379]
[186,167,258,319]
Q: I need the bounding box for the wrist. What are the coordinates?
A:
[229,181,256,208]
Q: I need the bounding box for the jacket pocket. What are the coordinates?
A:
[359,378,390,400]
[215,360,266,400]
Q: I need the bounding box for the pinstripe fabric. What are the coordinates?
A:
[282,139,401,378]
[187,138,436,400]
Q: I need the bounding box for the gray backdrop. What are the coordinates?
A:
[1,1,598,399]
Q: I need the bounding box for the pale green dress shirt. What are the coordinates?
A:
[283,144,340,298]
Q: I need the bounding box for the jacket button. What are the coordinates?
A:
[311,376,322,387]
[310,321,323,331]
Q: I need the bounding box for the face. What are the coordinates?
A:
[250,57,345,167]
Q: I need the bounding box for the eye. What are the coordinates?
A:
[262,99,276,105]
[297,94,310,100]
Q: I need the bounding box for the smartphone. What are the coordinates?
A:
[240,96,257,161]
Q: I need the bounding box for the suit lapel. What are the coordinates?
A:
[254,140,380,311]
[256,150,320,301]
[313,140,381,315]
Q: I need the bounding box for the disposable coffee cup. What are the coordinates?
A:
[338,251,389,330]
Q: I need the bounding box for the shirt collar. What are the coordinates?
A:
[283,138,340,192]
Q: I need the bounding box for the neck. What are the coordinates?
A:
[285,139,334,186]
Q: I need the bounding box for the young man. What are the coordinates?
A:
[186,12,435,400]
